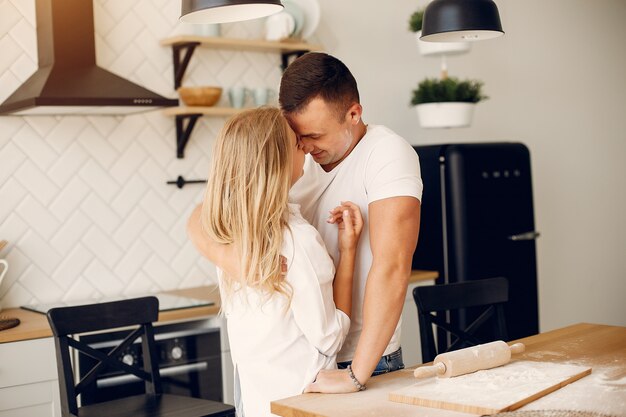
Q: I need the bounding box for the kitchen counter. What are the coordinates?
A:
[271,323,626,417]
[0,269,438,344]
[0,286,221,344]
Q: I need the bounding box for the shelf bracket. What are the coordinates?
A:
[172,42,201,89]
[281,50,309,71]
[175,114,202,158]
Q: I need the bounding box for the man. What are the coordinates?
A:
[279,52,422,393]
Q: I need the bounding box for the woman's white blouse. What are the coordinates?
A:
[217,204,350,417]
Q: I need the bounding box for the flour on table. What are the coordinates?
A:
[523,364,626,417]
[389,361,591,414]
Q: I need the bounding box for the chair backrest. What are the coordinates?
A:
[413,277,509,363]
[47,296,161,416]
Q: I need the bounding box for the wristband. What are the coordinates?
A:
[347,364,366,391]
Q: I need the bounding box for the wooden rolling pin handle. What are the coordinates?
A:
[413,362,446,379]
[510,342,525,354]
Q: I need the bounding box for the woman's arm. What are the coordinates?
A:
[287,202,360,357]
[187,204,238,276]
[329,202,363,318]
[188,204,287,279]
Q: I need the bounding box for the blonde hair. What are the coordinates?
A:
[201,107,292,303]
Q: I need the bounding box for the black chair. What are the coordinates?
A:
[47,296,235,417]
[413,277,509,364]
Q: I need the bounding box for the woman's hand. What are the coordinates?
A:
[303,369,360,394]
[327,201,363,253]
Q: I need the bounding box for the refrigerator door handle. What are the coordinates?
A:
[508,231,541,241]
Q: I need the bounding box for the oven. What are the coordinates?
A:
[76,319,224,405]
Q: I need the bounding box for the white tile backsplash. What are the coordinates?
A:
[0,0,282,308]
[51,244,93,290]
[0,1,21,38]
[20,230,63,273]
[0,179,27,222]
[0,34,22,74]
[81,227,123,269]
[0,142,26,185]
[45,117,89,154]
[13,124,58,171]
[80,194,122,235]
[49,177,91,222]
[8,0,35,27]
[47,143,90,188]
[14,160,60,205]
[50,212,91,256]
[113,207,151,251]
[114,240,152,280]
[16,195,61,240]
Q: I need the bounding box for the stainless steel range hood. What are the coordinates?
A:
[0,0,178,116]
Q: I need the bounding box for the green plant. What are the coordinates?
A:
[411,77,488,105]
[408,9,424,33]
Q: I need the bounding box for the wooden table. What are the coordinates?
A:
[271,323,626,417]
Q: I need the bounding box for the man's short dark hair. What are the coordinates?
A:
[279,52,360,121]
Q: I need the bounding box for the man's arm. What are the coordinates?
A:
[350,196,420,384]
[304,196,420,393]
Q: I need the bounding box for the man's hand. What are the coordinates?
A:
[303,369,359,394]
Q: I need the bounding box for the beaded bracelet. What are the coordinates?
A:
[347,364,366,391]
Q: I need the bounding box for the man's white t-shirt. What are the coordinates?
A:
[218,204,350,417]
[289,124,423,362]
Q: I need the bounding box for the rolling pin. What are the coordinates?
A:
[413,341,525,378]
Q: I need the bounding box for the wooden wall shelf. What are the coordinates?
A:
[160,35,322,159]
[160,35,322,54]
[162,106,241,117]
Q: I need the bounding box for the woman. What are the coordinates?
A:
[187,107,363,417]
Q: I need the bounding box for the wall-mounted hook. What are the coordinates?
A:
[167,175,207,189]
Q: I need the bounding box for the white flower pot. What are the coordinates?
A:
[415,31,471,56]
[415,102,476,128]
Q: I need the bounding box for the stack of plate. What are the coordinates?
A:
[265,0,320,41]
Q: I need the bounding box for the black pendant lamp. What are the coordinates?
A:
[421,0,504,42]
[180,0,283,24]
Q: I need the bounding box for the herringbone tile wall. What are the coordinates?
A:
[0,0,286,308]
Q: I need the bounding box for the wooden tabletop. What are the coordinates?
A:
[0,286,222,344]
[271,323,626,417]
[0,270,437,344]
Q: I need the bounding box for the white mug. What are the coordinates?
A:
[228,86,249,108]
[0,260,7,312]
[252,88,275,107]
[195,23,221,37]
[264,12,295,41]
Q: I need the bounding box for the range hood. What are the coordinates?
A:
[0,0,178,116]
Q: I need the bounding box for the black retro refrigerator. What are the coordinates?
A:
[412,142,540,349]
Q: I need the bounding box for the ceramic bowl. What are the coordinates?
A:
[178,86,222,107]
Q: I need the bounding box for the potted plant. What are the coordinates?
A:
[409,8,470,56]
[411,77,487,128]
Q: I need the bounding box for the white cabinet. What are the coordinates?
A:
[0,337,61,417]
[199,315,234,405]
[400,280,434,368]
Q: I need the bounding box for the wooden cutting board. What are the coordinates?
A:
[389,361,591,415]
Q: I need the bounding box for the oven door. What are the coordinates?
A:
[77,320,223,405]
